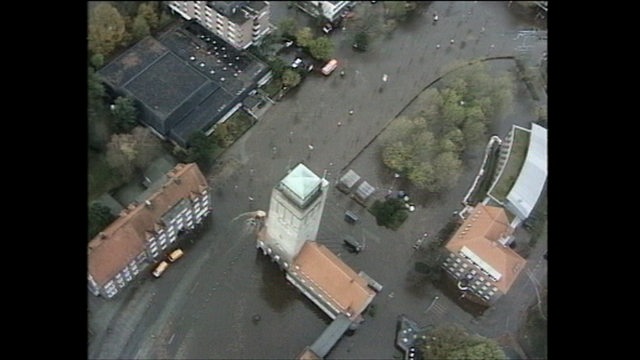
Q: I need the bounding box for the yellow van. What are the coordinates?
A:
[167,248,184,262]
[321,59,338,76]
[152,261,169,278]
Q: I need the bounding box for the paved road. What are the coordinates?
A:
[88,2,547,359]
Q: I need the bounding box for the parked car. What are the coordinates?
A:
[344,210,359,224]
[343,235,362,253]
[322,23,334,34]
[167,248,184,262]
[291,57,303,69]
[321,59,339,75]
[152,261,169,278]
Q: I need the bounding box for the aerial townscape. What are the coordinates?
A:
[88,1,547,359]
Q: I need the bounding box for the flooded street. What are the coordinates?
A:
[89,2,547,359]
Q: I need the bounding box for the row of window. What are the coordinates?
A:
[457,252,499,282]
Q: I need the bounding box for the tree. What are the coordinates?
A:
[352,5,383,39]
[422,326,506,360]
[112,96,138,133]
[295,27,314,48]
[88,67,105,102]
[106,134,136,182]
[385,1,409,21]
[88,203,116,240]
[267,56,287,79]
[138,2,159,29]
[370,198,408,230]
[353,32,369,51]
[90,53,104,69]
[443,128,465,152]
[186,131,219,169]
[88,113,111,152]
[462,119,487,145]
[431,151,462,192]
[414,242,446,282]
[129,126,162,169]
[282,69,301,89]
[278,17,297,38]
[382,141,416,175]
[88,3,127,56]
[105,126,161,180]
[132,15,150,39]
[308,36,333,60]
[440,88,466,127]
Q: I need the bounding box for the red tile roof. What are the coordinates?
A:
[445,204,526,294]
[292,241,375,320]
[88,163,208,286]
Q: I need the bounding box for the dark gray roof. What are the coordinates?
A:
[309,314,351,358]
[98,37,168,88]
[170,86,237,145]
[124,52,209,121]
[96,22,270,147]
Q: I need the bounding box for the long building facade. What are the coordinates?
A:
[168,1,272,50]
[88,163,212,298]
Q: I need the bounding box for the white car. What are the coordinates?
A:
[291,57,303,69]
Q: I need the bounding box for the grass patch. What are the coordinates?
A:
[467,144,500,205]
[214,110,256,149]
[489,128,530,201]
[88,150,125,203]
[261,78,283,99]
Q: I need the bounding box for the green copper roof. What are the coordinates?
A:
[281,163,322,202]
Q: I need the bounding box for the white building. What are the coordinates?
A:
[168,1,272,50]
[258,163,329,266]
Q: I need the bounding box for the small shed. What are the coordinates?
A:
[354,180,375,204]
[337,169,361,194]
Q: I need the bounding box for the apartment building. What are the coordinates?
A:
[442,204,526,305]
[295,1,353,23]
[88,163,211,298]
[168,1,272,50]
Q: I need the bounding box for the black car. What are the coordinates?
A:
[343,235,362,253]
